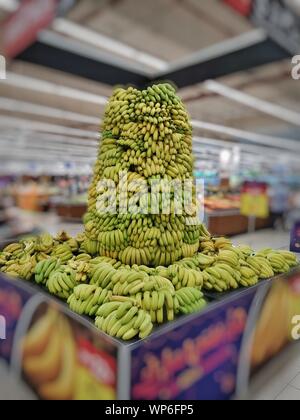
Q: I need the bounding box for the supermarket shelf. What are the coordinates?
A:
[206,209,241,218]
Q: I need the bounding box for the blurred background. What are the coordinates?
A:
[1,0,300,251]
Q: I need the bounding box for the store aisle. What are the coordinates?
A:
[232,229,290,250]
[247,343,300,400]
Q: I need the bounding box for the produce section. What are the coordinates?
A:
[0,85,298,345]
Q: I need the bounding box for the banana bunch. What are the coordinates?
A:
[2,255,36,281]
[0,251,9,267]
[175,288,207,315]
[193,253,216,269]
[236,245,254,258]
[109,268,149,295]
[278,250,298,268]
[68,259,90,283]
[165,264,203,289]
[119,246,152,266]
[51,244,73,264]
[266,252,291,274]
[2,242,25,258]
[143,275,175,292]
[90,263,118,288]
[255,249,298,273]
[217,249,240,269]
[55,230,71,243]
[66,237,79,253]
[199,239,216,255]
[203,263,239,292]
[35,257,61,285]
[246,255,274,279]
[136,287,176,323]
[46,266,76,300]
[36,233,54,253]
[95,300,153,340]
[239,265,259,287]
[67,284,112,316]
[80,238,99,256]
[213,237,234,251]
[89,256,123,270]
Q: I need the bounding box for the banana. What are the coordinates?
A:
[97,302,122,317]
[143,291,151,311]
[22,308,57,358]
[122,328,139,341]
[116,301,133,319]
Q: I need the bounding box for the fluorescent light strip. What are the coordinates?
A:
[52,18,168,72]
[192,120,300,151]
[193,136,300,159]
[162,29,267,74]
[0,97,100,125]
[4,72,108,105]
[0,139,97,156]
[0,0,18,12]
[0,149,96,163]
[0,130,99,147]
[0,116,98,138]
[204,80,300,127]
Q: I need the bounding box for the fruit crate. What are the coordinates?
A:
[0,268,300,400]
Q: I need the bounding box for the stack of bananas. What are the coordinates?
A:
[201,244,298,292]
[0,230,299,340]
[83,83,206,267]
[0,84,299,342]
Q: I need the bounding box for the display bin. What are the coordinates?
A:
[0,268,300,400]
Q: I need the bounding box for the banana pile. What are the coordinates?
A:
[84,83,205,267]
[0,230,298,340]
[0,84,299,342]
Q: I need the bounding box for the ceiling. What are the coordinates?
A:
[0,0,300,175]
[64,0,252,65]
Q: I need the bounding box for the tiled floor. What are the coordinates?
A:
[247,344,300,400]
[232,228,290,251]
[235,228,300,400]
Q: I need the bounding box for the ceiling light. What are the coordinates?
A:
[204,80,300,127]
[52,18,168,72]
[192,120,300,151]
[4,72,108,105]
[0,0,18,12]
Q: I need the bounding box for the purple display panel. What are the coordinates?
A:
[131,288,257,400]
[290,221,300,253]
[0,275,32,363]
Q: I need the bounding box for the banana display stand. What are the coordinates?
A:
[0,268,300,400]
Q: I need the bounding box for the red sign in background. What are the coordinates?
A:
[223,0,253,16]
[2,0,58,58]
